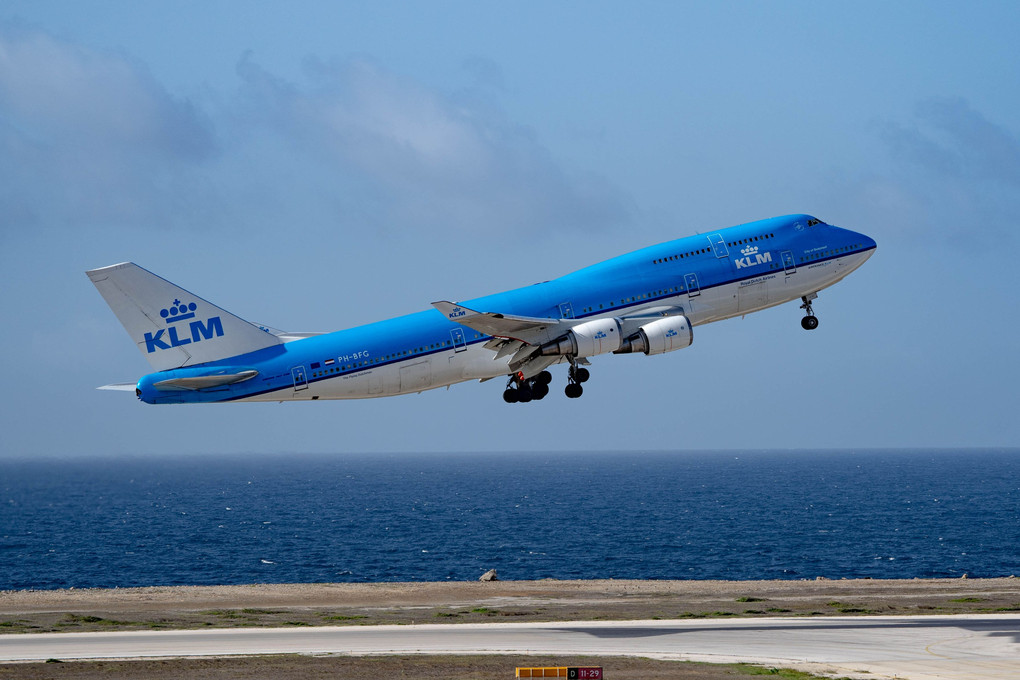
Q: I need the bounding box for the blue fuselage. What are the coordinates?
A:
[135,214,876,403]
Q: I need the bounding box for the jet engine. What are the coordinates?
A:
[538,318,622,357]
[614,316,693,355]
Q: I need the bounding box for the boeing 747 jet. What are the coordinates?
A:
[89,214,876,404]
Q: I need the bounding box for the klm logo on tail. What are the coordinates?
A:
[144,299,224,353]
[734,245,772,269]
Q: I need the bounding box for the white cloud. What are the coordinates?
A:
[883,97,1020,185]
[873,97,1020,247]
[0,29,632,242]
[233,54,634,236]
[0,27,216,231]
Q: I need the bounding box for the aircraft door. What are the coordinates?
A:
[291,366,308,391]
[708,233,729,258]
[781,250,796,275]
[450,327,467,353]
[684,273,701,297]
[558,302,574,319]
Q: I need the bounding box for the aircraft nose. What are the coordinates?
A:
[852,231,878,264]
[840,225,877,252]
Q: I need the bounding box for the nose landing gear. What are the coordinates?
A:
[800,293,819,330]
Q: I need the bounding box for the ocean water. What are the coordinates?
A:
[1,450,1018,590]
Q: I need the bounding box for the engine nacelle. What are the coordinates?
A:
[538,318,622,357]
[614,315,693,355]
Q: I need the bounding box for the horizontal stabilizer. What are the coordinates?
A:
[97,383,137,391]
[253,323,325,341]
[153,370,259,391]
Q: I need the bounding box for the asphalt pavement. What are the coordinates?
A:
[1,614,1017,680]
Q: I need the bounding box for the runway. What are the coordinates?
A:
[1,615,1018,679]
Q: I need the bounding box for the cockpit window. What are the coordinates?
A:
[807,218,822,227]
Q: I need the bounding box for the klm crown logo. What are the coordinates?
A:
[145,298,224,353]
[448,306,466,319]
[160,299,197,323]
[740,245,759,257]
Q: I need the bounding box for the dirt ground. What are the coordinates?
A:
[2,578,1018,679]
[2,577,1017,633]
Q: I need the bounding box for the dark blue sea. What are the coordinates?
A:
[2,450,1019,590]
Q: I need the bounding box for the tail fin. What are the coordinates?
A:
[87,262,282,371]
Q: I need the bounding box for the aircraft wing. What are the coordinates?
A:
[432,301,588,377]
[432,300,689,344]
[431,301,565,344]
[433,300,689,376]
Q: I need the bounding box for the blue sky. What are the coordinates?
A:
[1,1,1018,457]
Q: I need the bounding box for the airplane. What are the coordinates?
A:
[88,214,876,405]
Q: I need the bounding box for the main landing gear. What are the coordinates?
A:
[503,370,552,403]
[800,293,819,330]
[502,361,592,403]
[565,360,589,399]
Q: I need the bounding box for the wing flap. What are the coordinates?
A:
[492,339,526,360]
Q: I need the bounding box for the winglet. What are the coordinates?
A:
[431,300,476,322]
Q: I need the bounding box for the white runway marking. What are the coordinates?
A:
[1,615,1017,680]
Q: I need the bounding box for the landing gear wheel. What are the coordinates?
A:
[503,372,551,404]
[799,293,819,331]
[565,383,583,399]
[574,367,590,383]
